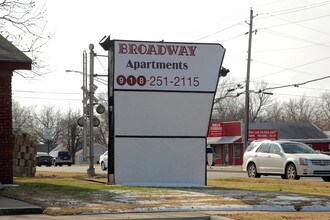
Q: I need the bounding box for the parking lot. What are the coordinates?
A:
[36,164,324,181]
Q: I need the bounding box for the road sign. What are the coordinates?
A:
[44,128,52,140]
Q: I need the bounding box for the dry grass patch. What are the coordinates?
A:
[217,211,330,220]
[1,172,329,217]
[208,177,330,197]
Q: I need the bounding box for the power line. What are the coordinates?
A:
[13,90,81,95]
[195,22,244,41]
[12,96,82,101]
[254,42,330,53]
[12,90,107,96]
[253,55,330,80]
[266,82,330,92]
[263,13,330,36]
[262,75,330,91]
[261,29,330,48]
[262,0,330,16]
[252,59,325,77]
[271,92,321,99]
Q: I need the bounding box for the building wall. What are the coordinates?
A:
[0,71,13,184]
[308,143,329,152]
[75,145,107,164]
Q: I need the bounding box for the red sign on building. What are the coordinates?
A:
[208,122,224,137]
[248,129,278,141]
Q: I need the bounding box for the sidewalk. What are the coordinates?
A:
[0,184,234,219]
[0,194,232,219]
[207,165,244,173]
[0,194,43,215]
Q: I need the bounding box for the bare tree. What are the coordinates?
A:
[317,92,330,131]
[94,92,109,145]
[0,0,51,77]
[212,77,244,121]
[33,105,62,144]
[264,100,285,122]
[12,100,35,133]
[283,96,319,123]
[249,81,274,122]
[57,108,82,164]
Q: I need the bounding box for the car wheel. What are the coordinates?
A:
[68,164,71,166]
[53,161,57,166]
[101,161,107,171]
[247,163,260,178]
[322,177,330,182]
[281,175,287,179]
[286,163,300,180]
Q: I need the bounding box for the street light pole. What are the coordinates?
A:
[83,51,88,162]
[87,44,96,177]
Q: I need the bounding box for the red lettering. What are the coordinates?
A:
[147,45,157,55]
[129,44,138,54]
[178,46,189,56]
[118,43,128,54]
[166,45,179,55]
[138,44,147,54]
[157,45,167,55]
[188,46,197,56]
[118,43,197,56]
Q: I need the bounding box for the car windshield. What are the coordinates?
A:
[245,142,260,152]
[281,142,315,154]
[59,151,70,156]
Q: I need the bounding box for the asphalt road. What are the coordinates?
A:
[36,164,323,181]
[36,164,245,179]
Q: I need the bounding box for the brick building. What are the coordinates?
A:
[0,34,32,184]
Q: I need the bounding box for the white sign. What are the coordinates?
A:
[113,40,225,92]
[111,39,225,186]
[44,128,52,140]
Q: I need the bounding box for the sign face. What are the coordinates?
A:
[113,40,225,92]
[248,129,278,141]
[208,122,224,137]
[111,39,226,187]
[44,128,52,140]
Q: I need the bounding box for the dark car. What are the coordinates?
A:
[49,150,72,166]
[36,152,53,167]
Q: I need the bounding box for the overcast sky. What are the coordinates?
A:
[12,0,330,112]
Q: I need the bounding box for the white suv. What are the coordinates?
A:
[242,140,330,182]
[99,151,108,171]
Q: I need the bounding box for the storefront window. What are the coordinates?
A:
[233,144,241,158]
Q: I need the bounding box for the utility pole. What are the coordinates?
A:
[244,8,254,150]
[87,44,95,177]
